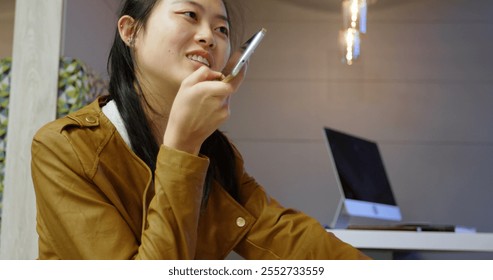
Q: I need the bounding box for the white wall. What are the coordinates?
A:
[222,0,493,259]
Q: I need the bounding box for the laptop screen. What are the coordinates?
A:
[324,128,397,205]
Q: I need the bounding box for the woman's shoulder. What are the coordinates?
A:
[33,96,115,148]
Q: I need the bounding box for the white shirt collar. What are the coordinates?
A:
[102,99,132,148]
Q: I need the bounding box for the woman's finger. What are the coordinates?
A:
[182,66,224,87]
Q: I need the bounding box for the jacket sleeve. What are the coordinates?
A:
[32,128,208,259]
[232,149,370,260]
[137,145,208,259]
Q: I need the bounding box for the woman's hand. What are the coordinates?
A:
[163,65,246,155]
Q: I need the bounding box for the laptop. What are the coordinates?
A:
[323,127,475,232]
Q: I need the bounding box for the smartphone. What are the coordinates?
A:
[222,28,267,83]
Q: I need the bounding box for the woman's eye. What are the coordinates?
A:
[184,11,197,20]
[218,26,229,37]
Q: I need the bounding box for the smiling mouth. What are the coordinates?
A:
[187,54,210,67]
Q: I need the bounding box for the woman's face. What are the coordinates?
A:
[133,0,232,90]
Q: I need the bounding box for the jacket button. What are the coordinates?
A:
[85,116,97,124]
[236,217,246,228]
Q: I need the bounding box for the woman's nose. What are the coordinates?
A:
[196,26,216,49]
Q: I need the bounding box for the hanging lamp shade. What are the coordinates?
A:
[340,0,368,65]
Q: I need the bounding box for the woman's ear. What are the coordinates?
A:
[118,15,136,47]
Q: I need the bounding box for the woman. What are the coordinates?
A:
[31,0,369,259]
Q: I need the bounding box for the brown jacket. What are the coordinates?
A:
[31,97,368,260]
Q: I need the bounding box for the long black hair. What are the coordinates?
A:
[107,0,242,204]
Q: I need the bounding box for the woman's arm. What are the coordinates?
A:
[231,147,370,260]
[32,126,209,259]
[137,145,209,259]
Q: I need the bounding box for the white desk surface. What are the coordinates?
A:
[328,229,493,252]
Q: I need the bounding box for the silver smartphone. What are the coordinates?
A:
[222,28,266,83]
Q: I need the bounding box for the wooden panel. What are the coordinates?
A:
[242,20,493,81]
[257,0,493,24]
[367,0,493,22]
[0,0,63,260]
[242,0,493,82]
[224,80,493,142]
[242,0,339,22]
[276,0,493,22]
[362,23,493,81]
[381,143,493,231]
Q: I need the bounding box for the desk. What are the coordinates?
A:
[328,229,493,252]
